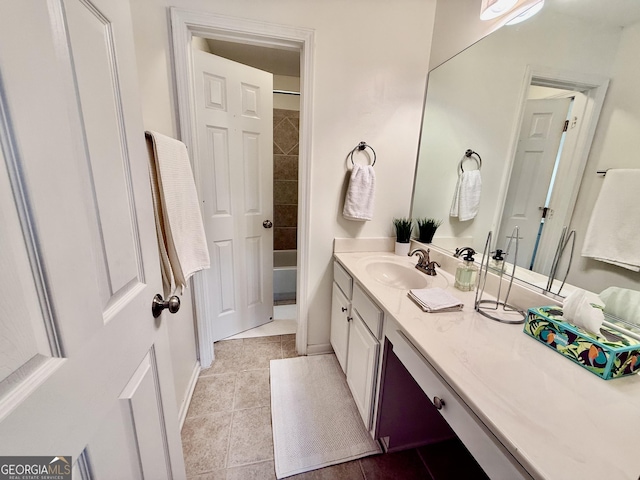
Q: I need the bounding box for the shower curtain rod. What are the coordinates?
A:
[273,89,300,96]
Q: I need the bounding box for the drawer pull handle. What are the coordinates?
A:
[433,396,445,410]
[347,316,353,322]
[342,307,348,312]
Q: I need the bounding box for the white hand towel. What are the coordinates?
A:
[582,169,640,271]
[146,131,210,294]
[408,288,464,313]
[342,164,376,221]
[450,170,481,222]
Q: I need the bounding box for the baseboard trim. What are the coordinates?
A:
[179,360,200,430]
[305,343,333,356]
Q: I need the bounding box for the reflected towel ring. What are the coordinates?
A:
[349,141,376,167]
[459,149,482,173]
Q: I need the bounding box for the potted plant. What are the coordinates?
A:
[417,218,442,244]
[393,217,413,256]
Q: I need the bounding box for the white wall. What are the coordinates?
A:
[413,7,620,255]
[129,0,436,359]
[566,21,640,293]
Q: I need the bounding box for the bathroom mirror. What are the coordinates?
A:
[411,0,640,296]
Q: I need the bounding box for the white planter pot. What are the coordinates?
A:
[395,242,410,256]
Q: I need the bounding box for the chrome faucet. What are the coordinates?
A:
[408,248,440,276]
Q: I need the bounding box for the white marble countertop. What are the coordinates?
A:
[334,250,640,480]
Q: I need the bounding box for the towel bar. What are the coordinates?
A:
[459,149,482,172]
[349,141,376,167]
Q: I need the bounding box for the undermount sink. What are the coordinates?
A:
[365,260,429,289]
[362,257,450,290]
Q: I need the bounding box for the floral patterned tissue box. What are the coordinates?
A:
[524,306,640,380]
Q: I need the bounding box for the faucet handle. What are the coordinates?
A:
[425,260,441,276]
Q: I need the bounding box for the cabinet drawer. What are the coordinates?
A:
[386,327,532,480]
[333,261,353,299]
[352,284,383,339]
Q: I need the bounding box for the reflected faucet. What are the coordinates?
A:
[409,248,440,276]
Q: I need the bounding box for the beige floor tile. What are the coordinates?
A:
[282,340,298,359]
[202,348,245,376]
[187,469,227,480]
[227,406,274,467]
[182,412,233,477]
[187,374,236,417]
[226,460,276,480]
[287,461,365,479]
[243,335,281,346]
[234,369,271,410]
[241,342,283,370]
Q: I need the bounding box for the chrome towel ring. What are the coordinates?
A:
[459,149,482,173]
[349,141,376,167]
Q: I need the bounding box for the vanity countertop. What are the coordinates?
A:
[334,251,640,480]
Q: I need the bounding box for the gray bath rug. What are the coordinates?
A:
[270,354,382,479]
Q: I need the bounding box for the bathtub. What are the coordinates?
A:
[274,250,297,304]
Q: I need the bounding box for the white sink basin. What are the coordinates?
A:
[361,257,450,290]
[365,261,428,289]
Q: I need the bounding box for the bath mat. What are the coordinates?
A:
[270,354,382,479]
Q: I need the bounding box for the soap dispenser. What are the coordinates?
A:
[489,249,505,274]
[454,247,478,292]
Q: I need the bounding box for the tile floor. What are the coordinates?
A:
[181,334,488,480]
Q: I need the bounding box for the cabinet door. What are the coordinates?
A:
[330,282,351,372]
[346,312,380,430]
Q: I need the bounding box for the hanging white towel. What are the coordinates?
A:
[343,164,376,221]
[450,169,481,222]
[146,131,210,294]
[582,169,640,272]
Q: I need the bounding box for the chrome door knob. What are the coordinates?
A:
[152,294,180,318]
[263,220,273,228]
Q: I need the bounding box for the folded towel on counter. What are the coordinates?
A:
[450,169,481,222]
[582,169,640,272]
[600,287,640,326]
[408,288,464,313]
[146,130,210,294]
[343,164,376,221]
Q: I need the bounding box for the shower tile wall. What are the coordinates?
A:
[273,108,299,251]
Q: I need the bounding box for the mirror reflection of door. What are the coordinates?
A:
[498,93,572,271]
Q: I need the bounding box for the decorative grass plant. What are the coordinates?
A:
[417,218,442,243]
[393,218,413,243]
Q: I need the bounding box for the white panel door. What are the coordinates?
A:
[498,98,571,268]
[0,1,185,478]
[193,50,274,342]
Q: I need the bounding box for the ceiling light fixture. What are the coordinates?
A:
[506,0,545,25]
[480,0,519,21]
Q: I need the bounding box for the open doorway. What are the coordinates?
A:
[191,36,300,339]
[494,67,609,283]
[171,10,315,367]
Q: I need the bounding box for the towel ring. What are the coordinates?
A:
[459,149,482,173]
[349,141,376,167]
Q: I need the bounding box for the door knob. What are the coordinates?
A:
[263,220,273,228]
[152,294,180,318]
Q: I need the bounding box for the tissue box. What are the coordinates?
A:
[524,306,640,380]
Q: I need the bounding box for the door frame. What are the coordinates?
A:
[492,65,608,271]
[170,9,314,366]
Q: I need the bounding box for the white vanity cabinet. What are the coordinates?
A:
[347,284,383,429]
[331,261,383,430]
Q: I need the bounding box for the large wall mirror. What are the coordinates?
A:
[412,0,640,297]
